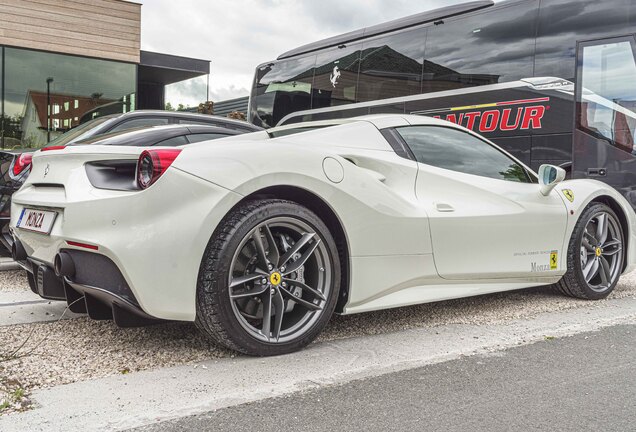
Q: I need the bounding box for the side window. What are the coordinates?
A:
[154,135,188,147]
[358,27,426,102]
[423,1,538,94]
[577,37,636,155]
[312,43,362,109]
[110,117,169,132]
[186,133,229,144]
[396,126,531,182]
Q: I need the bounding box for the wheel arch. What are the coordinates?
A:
[590,195,630,272]
[237,185,351,313]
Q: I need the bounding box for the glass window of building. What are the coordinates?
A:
[396,126,531,182]
[422,0,538,94]
[250,54,317,128]
[357,27,426,102]
[311,43,362,109]
[2,47,135,149]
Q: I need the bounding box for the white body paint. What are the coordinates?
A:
[10,115,636,320]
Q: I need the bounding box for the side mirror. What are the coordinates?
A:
[538,164,566,196]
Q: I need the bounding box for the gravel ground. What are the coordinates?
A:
[0,271,29,293]
[0,269,635,401]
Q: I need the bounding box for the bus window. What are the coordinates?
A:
[357,27,426,102]
[535,0,636,80]
[577,37,636,155]
[422,0,538,94]
[311,43,362,109]
[250,54,316,128]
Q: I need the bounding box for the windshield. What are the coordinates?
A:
[46,115,116,146]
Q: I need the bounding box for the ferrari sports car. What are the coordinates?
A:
[10,115,636,356]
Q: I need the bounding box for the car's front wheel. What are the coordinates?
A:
[556,203,624,300]
[195,199,340,356]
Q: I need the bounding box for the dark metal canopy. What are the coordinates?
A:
[277,0,494,60]
[138,50,210,85]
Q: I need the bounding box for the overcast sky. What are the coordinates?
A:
[139,0,465,107]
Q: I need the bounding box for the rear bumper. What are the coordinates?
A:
[16,250,160,327]
[11,167,241,321]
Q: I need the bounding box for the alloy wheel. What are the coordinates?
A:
[228,216,331,343]
[579,211,623,292]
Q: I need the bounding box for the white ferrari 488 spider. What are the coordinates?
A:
[10,115,636,355]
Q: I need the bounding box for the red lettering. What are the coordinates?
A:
[500,108,522,131]
[445,113,464,125]
[478,110,500,133]
[520,105,546,130]
[464,112,481,130]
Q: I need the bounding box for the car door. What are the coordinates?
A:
[396,125,568,280]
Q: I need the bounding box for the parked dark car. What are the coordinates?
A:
[0,119,258,252]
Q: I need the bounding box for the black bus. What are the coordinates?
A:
[249,0,636,206]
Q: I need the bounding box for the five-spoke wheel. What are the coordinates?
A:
[195,199,340,356]
[556,203,624,299]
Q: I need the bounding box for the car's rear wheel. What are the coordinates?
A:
[195,199,340,356]
[555,203,624,299]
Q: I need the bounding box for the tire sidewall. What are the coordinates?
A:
[198,199,341,356]
[569,204,624,299]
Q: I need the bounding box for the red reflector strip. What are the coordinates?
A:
[66,240,98,250]
[41,146,66,151]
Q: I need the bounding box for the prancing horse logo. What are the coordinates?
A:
[44,163,50,177]
[270,272,281,286]
[329,65,341,88]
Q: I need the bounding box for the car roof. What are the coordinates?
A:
[73,124,240,146]
[109,110,263,131]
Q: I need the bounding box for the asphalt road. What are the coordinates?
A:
[136,324,636,432]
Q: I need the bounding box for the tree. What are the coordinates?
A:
[164,102,175,111]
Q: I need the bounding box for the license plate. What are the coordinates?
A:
[16,208,58,234]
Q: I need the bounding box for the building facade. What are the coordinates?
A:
[0,0,209,148]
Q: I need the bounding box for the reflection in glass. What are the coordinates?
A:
[251,54,316,128]
[397,126,531,182]
[578,38,636,155]
[423,0,538,94]
[535,0,636,79]
[358,27,425,102]
[312,43,361,109]
[2,48,135,149]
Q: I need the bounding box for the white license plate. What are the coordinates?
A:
[16,208,58,234]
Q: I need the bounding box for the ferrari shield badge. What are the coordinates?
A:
[562,189,574,202]
[550,250,558,270]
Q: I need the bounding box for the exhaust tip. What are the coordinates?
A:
[12,240,27,261]
[54,251,75,278]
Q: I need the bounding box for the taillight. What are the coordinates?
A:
[41,146,66,151]
[137,149,182,189]
[12,153,33,177]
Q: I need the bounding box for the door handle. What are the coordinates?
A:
[435,203,455,212]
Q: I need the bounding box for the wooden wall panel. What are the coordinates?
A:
[0,0,141,63]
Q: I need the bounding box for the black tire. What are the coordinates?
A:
[195,199,341,356]
[555,203,624,300]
